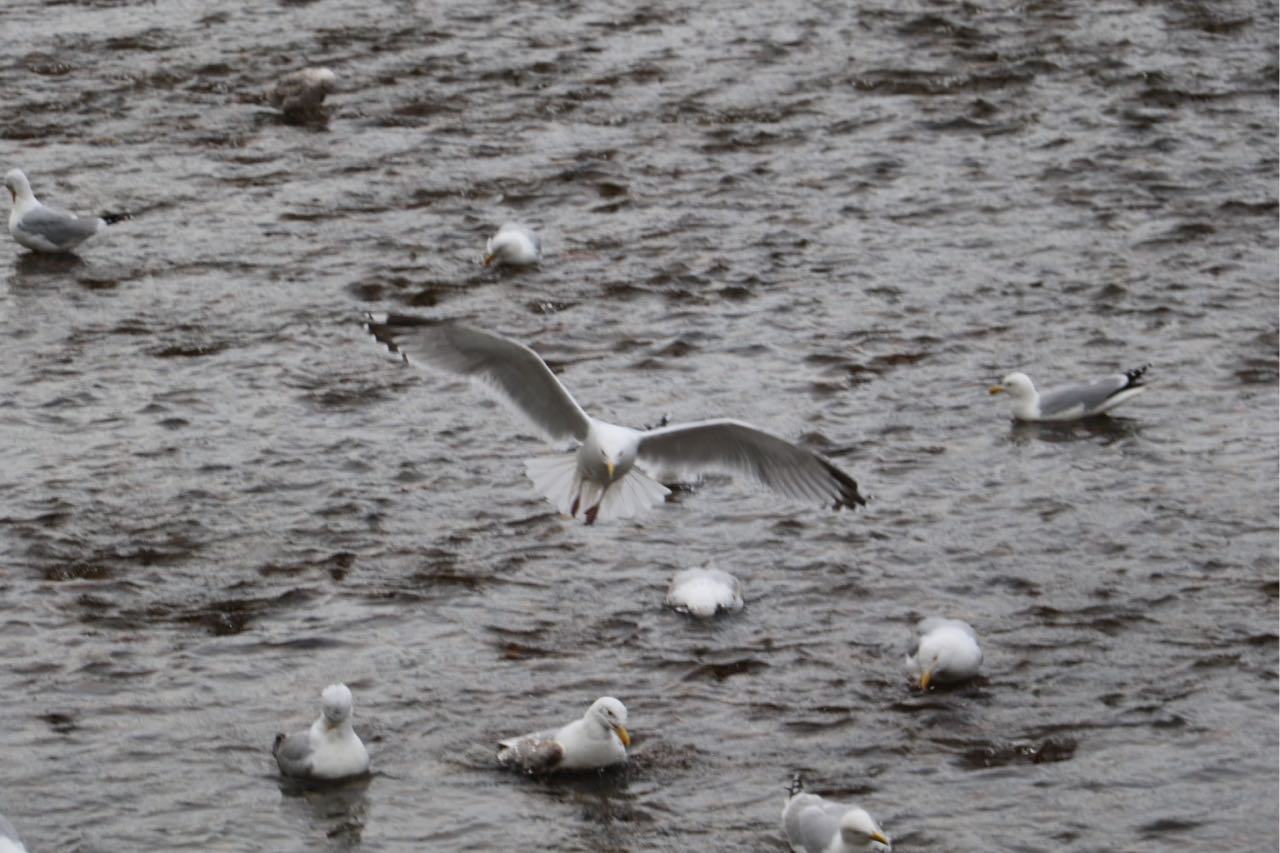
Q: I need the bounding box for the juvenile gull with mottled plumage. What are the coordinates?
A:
[498,696,630,774]
[364,316,865,524]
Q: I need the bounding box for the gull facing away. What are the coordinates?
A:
[782,777,891,852]
[989,365,1150,421]
[483,223,541,267]
[906,617,982,690]
[364,315,865,525]
[5,168,128,253]
[0,812,28,853]
[666,566,744,617]
[272,683,370,782]
[498,696,630,774]
[267,67,338,118]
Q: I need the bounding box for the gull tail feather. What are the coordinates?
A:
[595,468,670,523]
[524,454,581,516]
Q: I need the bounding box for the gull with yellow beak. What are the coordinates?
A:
[782,776,892,851]
[364,315,865,524]
[498,696,631,774]
[989,365,1149,421]
[907,617,982,690]
[483,222,541,268]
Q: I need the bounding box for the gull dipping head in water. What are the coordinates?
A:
[666,566,745,617]
[272,683,370,782]
[906,617,982,690]
[498,696,630,774]
[989,365,1149,421]
[483,223,541,268]
[364,315,866,525]
[267,67,338,118]
[5,168,128,254]
[782,777,891,852]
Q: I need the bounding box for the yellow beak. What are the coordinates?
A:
[918,670,933,690]
[606,461,616,480]
[989,385,1006,395]
[614,724,631,747]
[482,254,495,267]
[870,831,891,845]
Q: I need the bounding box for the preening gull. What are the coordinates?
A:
[267,67,337,117]
[666,566,744,617]
[272,683,370,782]
[5,168,128,253]
[483,223,541,267]
[906,617,982,690]
[989,366,1149,421]
[364,316,865,525]
[782,777,891,852]
[0,812,28,853]
[498,696,630,773]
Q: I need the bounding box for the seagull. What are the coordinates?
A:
[483,223,541,268]
[364,316,865,525]
[5,168,128,254]
[272,683,370,782]
[782,777,891,852]
[666,566,744,617]
[906,617,982,690]
[0,812,28,853]
[989,365,1149,421]
[498,696,630,774]
[267,67,337,117]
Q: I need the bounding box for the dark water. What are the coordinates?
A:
[1,0,1276,850]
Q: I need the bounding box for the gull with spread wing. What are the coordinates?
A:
[364,315,865,524]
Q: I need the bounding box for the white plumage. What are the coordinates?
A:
[666,566,744,617]
[906,617,983,689]
[272,683,370,781]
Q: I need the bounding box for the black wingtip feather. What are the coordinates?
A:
[821,458,866,510]
[363,312,442,363]
[1124,364,1152,387]
[101,211,131,225]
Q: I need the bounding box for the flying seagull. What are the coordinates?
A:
[989,365,1150,421]
[272,683,370,782]
[364,315,865,524]
[5,168,128,253]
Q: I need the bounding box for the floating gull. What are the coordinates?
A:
[0,812,28,853]
[272,683,370,782]
[267,67,337,118]
[5,168,128,254]
[498,696,630,774]
[782,777,891,852]
[989,365,1149,421]
[364,316,865,524]
[666,566,744,617]
[906,617,982,690]
[483,223,541,268]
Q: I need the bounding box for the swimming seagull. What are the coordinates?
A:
[666,566,744,617]
[782,777,891,852]
[272,683,370,782]
[906,617,982,690]
[0,812,28,853]
[989,365,1150,421]
[498,696,630,774]
[483,223,541,268]
[5,168,128,254]
[364,316,865,524]
[267,67,338,117]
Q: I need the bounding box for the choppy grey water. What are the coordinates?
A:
[1,0,1276,850]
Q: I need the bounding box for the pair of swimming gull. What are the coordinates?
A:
[272,685,628,781]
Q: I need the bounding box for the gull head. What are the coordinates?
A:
[989,371,1035,400]
[320,683,355,727]
[839,807,891,849]
[587,696,630,747]
[4,168,31,204]
[586,422,638,482]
